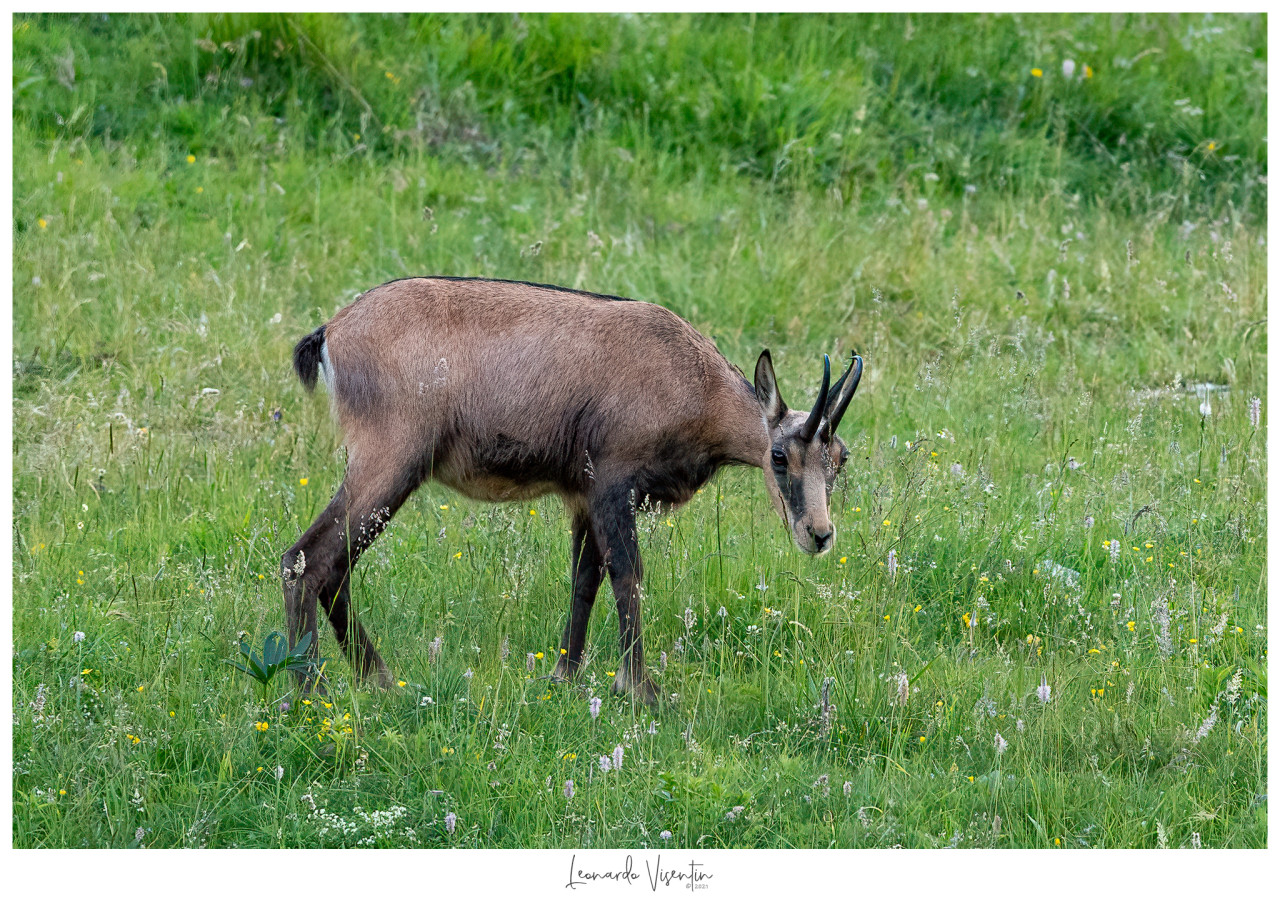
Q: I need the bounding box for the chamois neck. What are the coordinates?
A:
[723,378,770,468]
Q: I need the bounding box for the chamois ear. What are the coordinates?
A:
[754,349,786,427]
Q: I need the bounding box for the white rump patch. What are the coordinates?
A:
[319,340,335,393]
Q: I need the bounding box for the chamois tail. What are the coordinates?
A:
[292,325,327,393]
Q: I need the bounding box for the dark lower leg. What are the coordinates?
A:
[284,490,347,689]
[283,460,420,690]
[553,513,603,681]
[591,485,657,705]
[320,578,393,688]
[610,572,655,703]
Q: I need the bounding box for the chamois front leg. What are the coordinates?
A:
[590,484,659,706]
[553,503,604,683]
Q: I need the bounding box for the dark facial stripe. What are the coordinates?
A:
[774,466,807,523]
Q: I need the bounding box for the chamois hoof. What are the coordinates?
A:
[358,666,396,690]
[548,659,577,684]
[612,673,660,707]
[296,671,331,697]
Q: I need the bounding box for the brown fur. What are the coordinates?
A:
[283,277,861,704]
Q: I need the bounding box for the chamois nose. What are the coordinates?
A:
[810,527,832,553]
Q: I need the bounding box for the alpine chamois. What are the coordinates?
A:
[285,277,863,704]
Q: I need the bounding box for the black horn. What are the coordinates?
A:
[824,352,863,435]
[821,352,856,437]
[800,354,830,441]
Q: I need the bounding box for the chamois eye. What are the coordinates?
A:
[771,449,788,468]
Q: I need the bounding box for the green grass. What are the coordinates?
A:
[12,12,1266,848]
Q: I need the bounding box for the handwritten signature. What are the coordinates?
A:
[566,854,713,891]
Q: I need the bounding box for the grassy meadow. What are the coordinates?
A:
[11,13,1267,848]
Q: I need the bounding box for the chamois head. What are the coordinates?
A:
[754,350,863,555]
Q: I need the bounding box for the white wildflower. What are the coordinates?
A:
[893,671,909,707]
[1224,668,1243,704]
[1192,704,1218,744]
[30,683,47,716]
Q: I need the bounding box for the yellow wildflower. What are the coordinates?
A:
[1031,68,1043,78]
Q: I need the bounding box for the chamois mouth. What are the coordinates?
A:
[794,526,835,556]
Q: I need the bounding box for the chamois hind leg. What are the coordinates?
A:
[552,499,604,683]
[283,450,424,690]
[589,483,659,706]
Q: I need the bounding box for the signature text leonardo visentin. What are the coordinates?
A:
[566,854,713,891]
